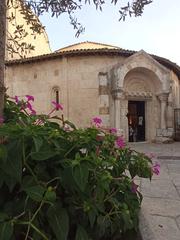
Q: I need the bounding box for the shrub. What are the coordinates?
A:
[0,96,155,240]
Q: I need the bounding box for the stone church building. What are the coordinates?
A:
[5,3,180,142]
[6,41,180,142]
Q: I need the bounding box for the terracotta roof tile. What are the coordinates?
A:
[5,47,180,79]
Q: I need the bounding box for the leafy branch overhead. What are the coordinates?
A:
[6,0,153,58]
[25,0,153,34]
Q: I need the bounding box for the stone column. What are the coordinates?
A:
[120,99,128,140]
[114,97,120,129]
[167,91,173,128]
[112,88,125,131]
[158,93,169,129]
[98,73,109,127]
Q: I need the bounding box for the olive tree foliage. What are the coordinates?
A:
[11,0,153,39]
[0,0,153,117]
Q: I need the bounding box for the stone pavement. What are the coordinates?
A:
[128,142,180,240]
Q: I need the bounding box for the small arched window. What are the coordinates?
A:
[52,86,60,111]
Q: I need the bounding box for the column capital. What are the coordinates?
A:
[111,88,125,100]
[158,92,169,102]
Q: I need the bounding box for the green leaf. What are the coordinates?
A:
[121,209,133,231]
[0,145,7,163]
[75,225,89,240]
[2,140,22,182]
[22,175,37,189]
[73,162,89,191]
[33,136,43,152]
[31,150,57,161]
[25,185,46,202]
[44,190,56,203]
[47,205,69,240]
[88,209,96,228]
[0,169,17,192]
[0,221,13,240]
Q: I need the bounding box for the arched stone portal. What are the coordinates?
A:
[123,67,162,142]
[109,50,173,142]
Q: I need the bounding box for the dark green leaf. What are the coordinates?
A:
[75,225,89,240]
[73,162,89,191]
[0,145,7,163]
[25,185,46,202]
[0,170,16,192]
[47,205,69,240]
[22,175,37,189]
[31,150,57,161]
[0,221,13,240]
[2,140,22,182]
[33,136,43,152]
[88,209,96,228]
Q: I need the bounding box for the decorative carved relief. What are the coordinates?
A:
[125,78,149,92]
[111,88,125,100]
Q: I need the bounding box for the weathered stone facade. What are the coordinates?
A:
[5,42,180,142]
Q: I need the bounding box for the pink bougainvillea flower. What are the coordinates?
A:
[92,117,102,127]
[52,101,63,111]
[109,128,117,134]
[26,101,36,115]
[14,96,19,104]
[131,181,139,193]
[26,95,34,102]
[26,101,33,111]
[115,136,125,149]
[30,109,36,115]
[152,163,160,175]
[0,116,4,124]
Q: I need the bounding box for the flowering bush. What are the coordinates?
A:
[0,96,158,240]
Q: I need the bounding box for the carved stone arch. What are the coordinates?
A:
[114,50,171,92]
[123,67,162,96]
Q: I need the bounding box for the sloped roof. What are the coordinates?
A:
[56,41,120,52]
[6,41,180,79]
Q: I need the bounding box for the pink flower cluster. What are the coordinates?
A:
[92,117,102,127]
[48,101,63,116]
[109,128,117,134]
[152,163,160,175]
[13,95,64,117]
[52,101,63,111]
[14,95,36,115]
[115,136,125,149]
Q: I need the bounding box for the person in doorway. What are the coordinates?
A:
[129,125,134,142]
[133,126,137,142]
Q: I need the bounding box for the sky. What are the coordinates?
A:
[40,0,180,65]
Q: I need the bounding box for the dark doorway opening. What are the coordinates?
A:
[128,101,145,142]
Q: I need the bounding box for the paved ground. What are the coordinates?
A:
[128,142,180,240]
